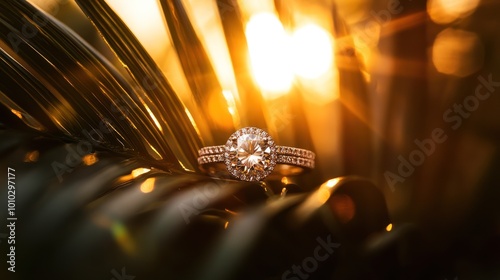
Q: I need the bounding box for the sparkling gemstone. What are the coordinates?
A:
[225,127,276,181]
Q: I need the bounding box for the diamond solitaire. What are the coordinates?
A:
[225,127,277,181]
[198,127,315,182]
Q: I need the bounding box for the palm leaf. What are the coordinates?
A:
[0,1,415,279]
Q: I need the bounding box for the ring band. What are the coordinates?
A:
[198,127,315,182]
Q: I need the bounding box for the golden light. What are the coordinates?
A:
[145,143,163,161]
[222,90,237,117]
[291,24,334,79]
[140,177,156,194]
[280,187,288,197]
[209,90,239,129]
[224,221,229,229]
[386,223,393,232]
[281,176,290,185]
[183,0,239,101]
[239,0,275,15]
[27,0,67,14]
[132,167,151,178]
[246,12,293,96]
[325,178,340,188]
[144,105,163,133]
[114,168,151,185]
[24,150,40,163]
[184,107,202,138]
[106,0,168,59]
[297,70,339,106]
[432,28,483,77]
[294,178,340,222]
[351,28,379,73]
[82,153,98,166]
[316,188,332,205]
[11,109,22,119]
[428,0,481,24]
[8,108,45,131]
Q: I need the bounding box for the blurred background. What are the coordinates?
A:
[0,0,499,279]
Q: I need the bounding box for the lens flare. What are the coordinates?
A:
[111,221,135,255]
[291,24,334,79]
[246,12,293,96]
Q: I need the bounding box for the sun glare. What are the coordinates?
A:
[291,24,334,79]
[246,13,335,97]
[107,0,168,59]
[246,13,294,95]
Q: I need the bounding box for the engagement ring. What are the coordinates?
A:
[198,127,315,182]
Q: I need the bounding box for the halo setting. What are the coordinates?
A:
[224,127,277,181]
[198,127,315,182]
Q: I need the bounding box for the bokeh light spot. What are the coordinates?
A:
[140,177,156,194]
[428,0,481,24]
[386,223,393,232]
[82,153,98,166]
[432,28,483,77]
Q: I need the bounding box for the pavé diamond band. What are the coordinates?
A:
[198,127,315,182]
